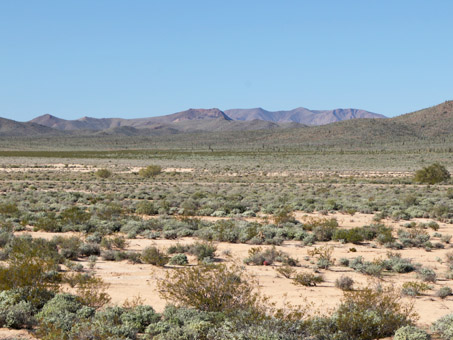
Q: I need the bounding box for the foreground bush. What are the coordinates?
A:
[158,263,262,314]
[394,325,431,340]
[331,286,416,340]
[431,314,453,339]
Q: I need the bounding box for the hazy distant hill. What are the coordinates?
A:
[31,108,232,131]
[3,101,452,148]
[0,117,63,136]
[29,107,383,131]
[224,107,385,125]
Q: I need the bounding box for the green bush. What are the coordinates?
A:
[188,242,217,262]
[95,168,112,179]
[401,282,431,297]
[332,286,416,340]
[158,263,262,314]
[414,163,450,184]
[431,314,453,339]
[292,272,324,287]
[417,267,437,282]
[36,293,90,332]
[168,253,188,266]
[139,165,162,178]
[141,246,169,266]
[394,325,431,340]
[0,290,36,329]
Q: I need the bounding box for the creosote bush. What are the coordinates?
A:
[332,286,417,340]
[95,168,112,179]
[292,272,324,287]
[158,263,262,314]
[414,163,450,184]
[139,165,162,178]
[141,246,169,266]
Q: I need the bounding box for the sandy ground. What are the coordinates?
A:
[11,211,453,339]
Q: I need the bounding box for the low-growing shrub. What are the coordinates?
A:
[436,286,452,299]
[168,254,188,266]
[401,281,431,296]
[292,272,324,287]
[141,247,169,266]
[417,267,437,283]
[95,169,112,179]
[335,275,354,291]
[275,265,295,279]
[394,325,431,340]
[431,313,453,339]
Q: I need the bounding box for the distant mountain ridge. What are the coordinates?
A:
[1,101,452,144]
[224,107,385,125]
[29,106,384,131]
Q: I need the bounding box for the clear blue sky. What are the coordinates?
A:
[1,1,452,121]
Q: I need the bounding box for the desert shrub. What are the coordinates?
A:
[168,253,188,266]
[135,201,157,215]
[273,206,295,225]
[187,242,216,262]
[414,163,450,184]
[95,168,112,179]
[393,325,431,340]
[432,314,453,339]
[442,234,452,243]
[335,275,354,291]
[139,165,162,178]
[333,228,364,244]
[275,265,296,279]
[417,267,437,283]
[36,293,89,333]
[401,282,431,296]
[60,206,91,225]
[101,235,128,250]
[69,273,111,309]
[0,202,19,216]
[158,263,262,314]
[383,252,416,273]
[338,257,350,266]
[0,290,36,329]
[313,220,338,241]
[167,243,190,254]
[35,215,61,232]
[436,286,452,299]
[52,235,82,260]
[376,224,395,245]
[307,245,334,269]
[78,242,101,257]
[292,272,324,287]
[332,286,416,340]
[0,237,61,304]
[244,246,297,266]
[348,256,384,278]
[141,246,169,266]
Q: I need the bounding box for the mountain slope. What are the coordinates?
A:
[0,117,63,136]
[225,107,385,125]
[30,109,232,131]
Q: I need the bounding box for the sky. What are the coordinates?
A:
[1,1,452,121]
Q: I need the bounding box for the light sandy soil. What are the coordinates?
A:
[12,211,453,338]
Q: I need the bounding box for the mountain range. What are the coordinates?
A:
[0,102,452,148]
[26,107,384,133]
